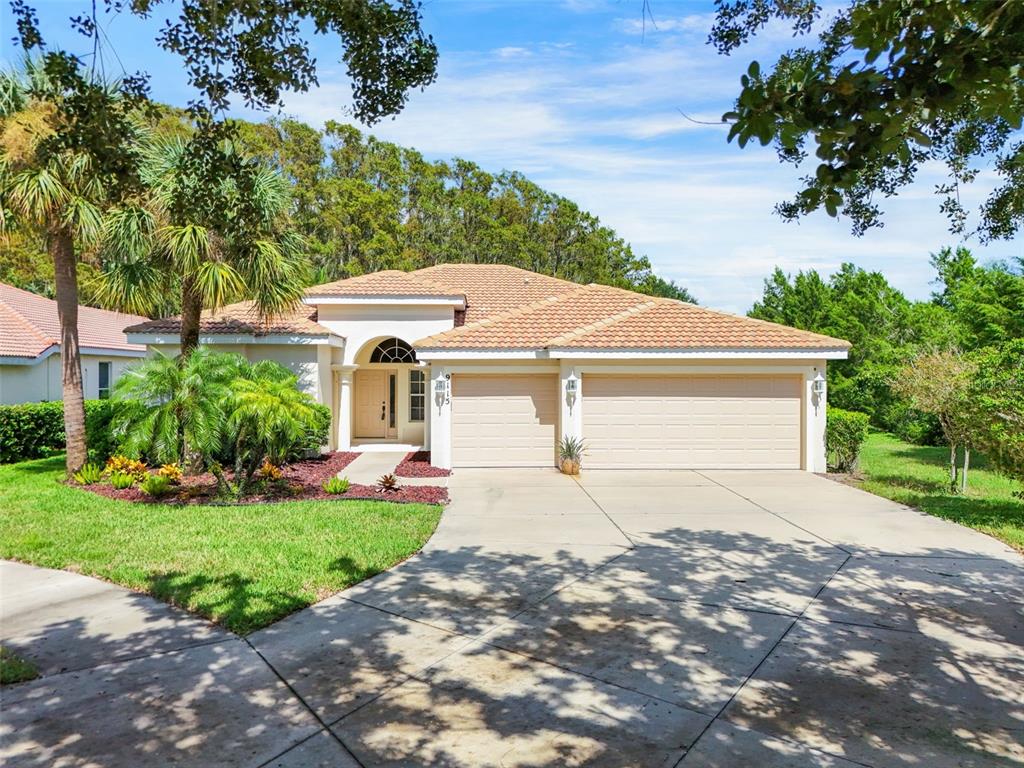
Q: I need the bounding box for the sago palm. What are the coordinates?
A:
[0,60,127,473]
[111,348,244,466]
[96,136,309,355]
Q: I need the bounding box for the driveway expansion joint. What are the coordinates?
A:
[672,550,854,767]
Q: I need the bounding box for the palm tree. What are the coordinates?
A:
[0,61,117,473]
[111,348,243,467]
[96,136,309,356]
[224,361,321,496]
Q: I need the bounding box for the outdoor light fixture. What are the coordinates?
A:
[434,376,449,408]
[812,371,826,397]
[565,371,579,408]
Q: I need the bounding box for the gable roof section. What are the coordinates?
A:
[0,283,148,359]
[124,300,332,338]
[304,270,464,299]
[415,282,849,352]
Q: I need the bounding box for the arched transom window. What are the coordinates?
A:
[370,337,417,363]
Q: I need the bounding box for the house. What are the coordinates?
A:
[0,283,149,405]
[125,264,850,471]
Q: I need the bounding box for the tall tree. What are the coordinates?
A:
[931,247,1024,348]
[0,58,145,474]
[712,0,1024,239]
[97,136,309,355]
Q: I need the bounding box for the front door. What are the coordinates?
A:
[355,370,388,438]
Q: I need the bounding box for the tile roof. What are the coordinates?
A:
[125,264,850,352]
[124,300,332,338]
[412,264,580,323]
[0,283,148,359]
[415,281,849,351]
[305,270,464,298]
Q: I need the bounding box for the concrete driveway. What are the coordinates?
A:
[3,470,1022,767]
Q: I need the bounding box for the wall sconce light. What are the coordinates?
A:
[812,371,826,398]
[434,375,449,407]
[565,371,579,409]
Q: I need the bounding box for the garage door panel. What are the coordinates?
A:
[452,374,558,467]
[583,375,801,469]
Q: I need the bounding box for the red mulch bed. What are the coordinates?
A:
[79,451,448,506]
[394,451,450,478]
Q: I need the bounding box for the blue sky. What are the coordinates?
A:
[3,0,1020,312]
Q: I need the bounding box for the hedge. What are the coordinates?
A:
[825,407,871,473]
[0,400,116,464]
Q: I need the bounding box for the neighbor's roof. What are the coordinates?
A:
[123,300,331,338]
[0,283,148,359]
[414,281,850,351]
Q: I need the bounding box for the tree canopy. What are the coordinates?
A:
[3,110,696,307]
[749,251,1023,444]
[713,0,1024,239]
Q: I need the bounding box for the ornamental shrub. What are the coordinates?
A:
[322,475,350,495]
[0,399,116,463]
[140,473,172,498]
[825,407,871,473]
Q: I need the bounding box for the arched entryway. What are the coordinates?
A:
[351,337,427,445]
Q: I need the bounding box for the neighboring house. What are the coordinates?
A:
[0,283,149,405]
[125,264,850,471]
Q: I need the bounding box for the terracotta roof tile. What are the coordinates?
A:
[127,264,850,352]
[415,282,849,351]
[125,301,333,338]
[305,270,463,298]
[0,283,148,358]
[412,264,580,322]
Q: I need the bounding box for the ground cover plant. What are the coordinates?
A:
[0,647,38,686]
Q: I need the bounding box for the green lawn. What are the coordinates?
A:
[0,457,442,634]
[857,431,1024,553]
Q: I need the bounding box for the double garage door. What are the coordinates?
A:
[450,373,802,469]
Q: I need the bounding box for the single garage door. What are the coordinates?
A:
[451,374,558,467]
[583,375,802,469]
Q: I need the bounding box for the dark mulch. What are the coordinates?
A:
[79,452,448,506]
[394,451,450,478]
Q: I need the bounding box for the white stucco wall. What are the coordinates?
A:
[0,353,141,405]
[315,303,454,366]
[147,343,324,403]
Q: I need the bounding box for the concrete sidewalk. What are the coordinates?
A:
[342,450,448,487]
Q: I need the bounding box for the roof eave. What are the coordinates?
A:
[303,294,466,308]
[416,346,849,361]
[547,346,850,360]
[127,332,345,347]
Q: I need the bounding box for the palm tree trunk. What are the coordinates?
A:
[51,226,88,475]
[179,276,203,359]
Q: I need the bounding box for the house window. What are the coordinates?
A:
[98,362,111,399]
[370,337,417,363]
[409,369,425,422]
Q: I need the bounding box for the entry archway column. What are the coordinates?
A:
[332,364,359,450]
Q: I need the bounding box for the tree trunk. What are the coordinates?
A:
[51,226,88,475]
[179,276,203,359]
[961,447,970,494]
[949,443,958,493]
